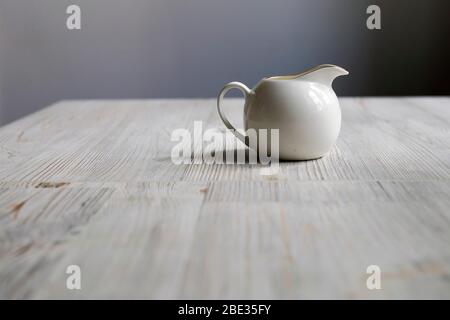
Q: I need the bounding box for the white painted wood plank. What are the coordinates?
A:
[0,98,449,299]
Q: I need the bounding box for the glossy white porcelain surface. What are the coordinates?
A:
[217,64,348,160]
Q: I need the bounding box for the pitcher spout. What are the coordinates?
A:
[299,64,348,87]
[269,64,348,87]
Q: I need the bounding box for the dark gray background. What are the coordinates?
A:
[0,0,449,125]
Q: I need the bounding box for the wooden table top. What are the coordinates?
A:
[0,97,449,299]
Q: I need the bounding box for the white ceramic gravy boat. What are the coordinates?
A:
[217,64,348,160]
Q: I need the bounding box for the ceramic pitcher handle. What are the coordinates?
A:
[217,81,253,146]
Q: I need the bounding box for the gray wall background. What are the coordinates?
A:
[0,0,449,125]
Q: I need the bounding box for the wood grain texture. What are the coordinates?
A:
[0,97,449,299]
